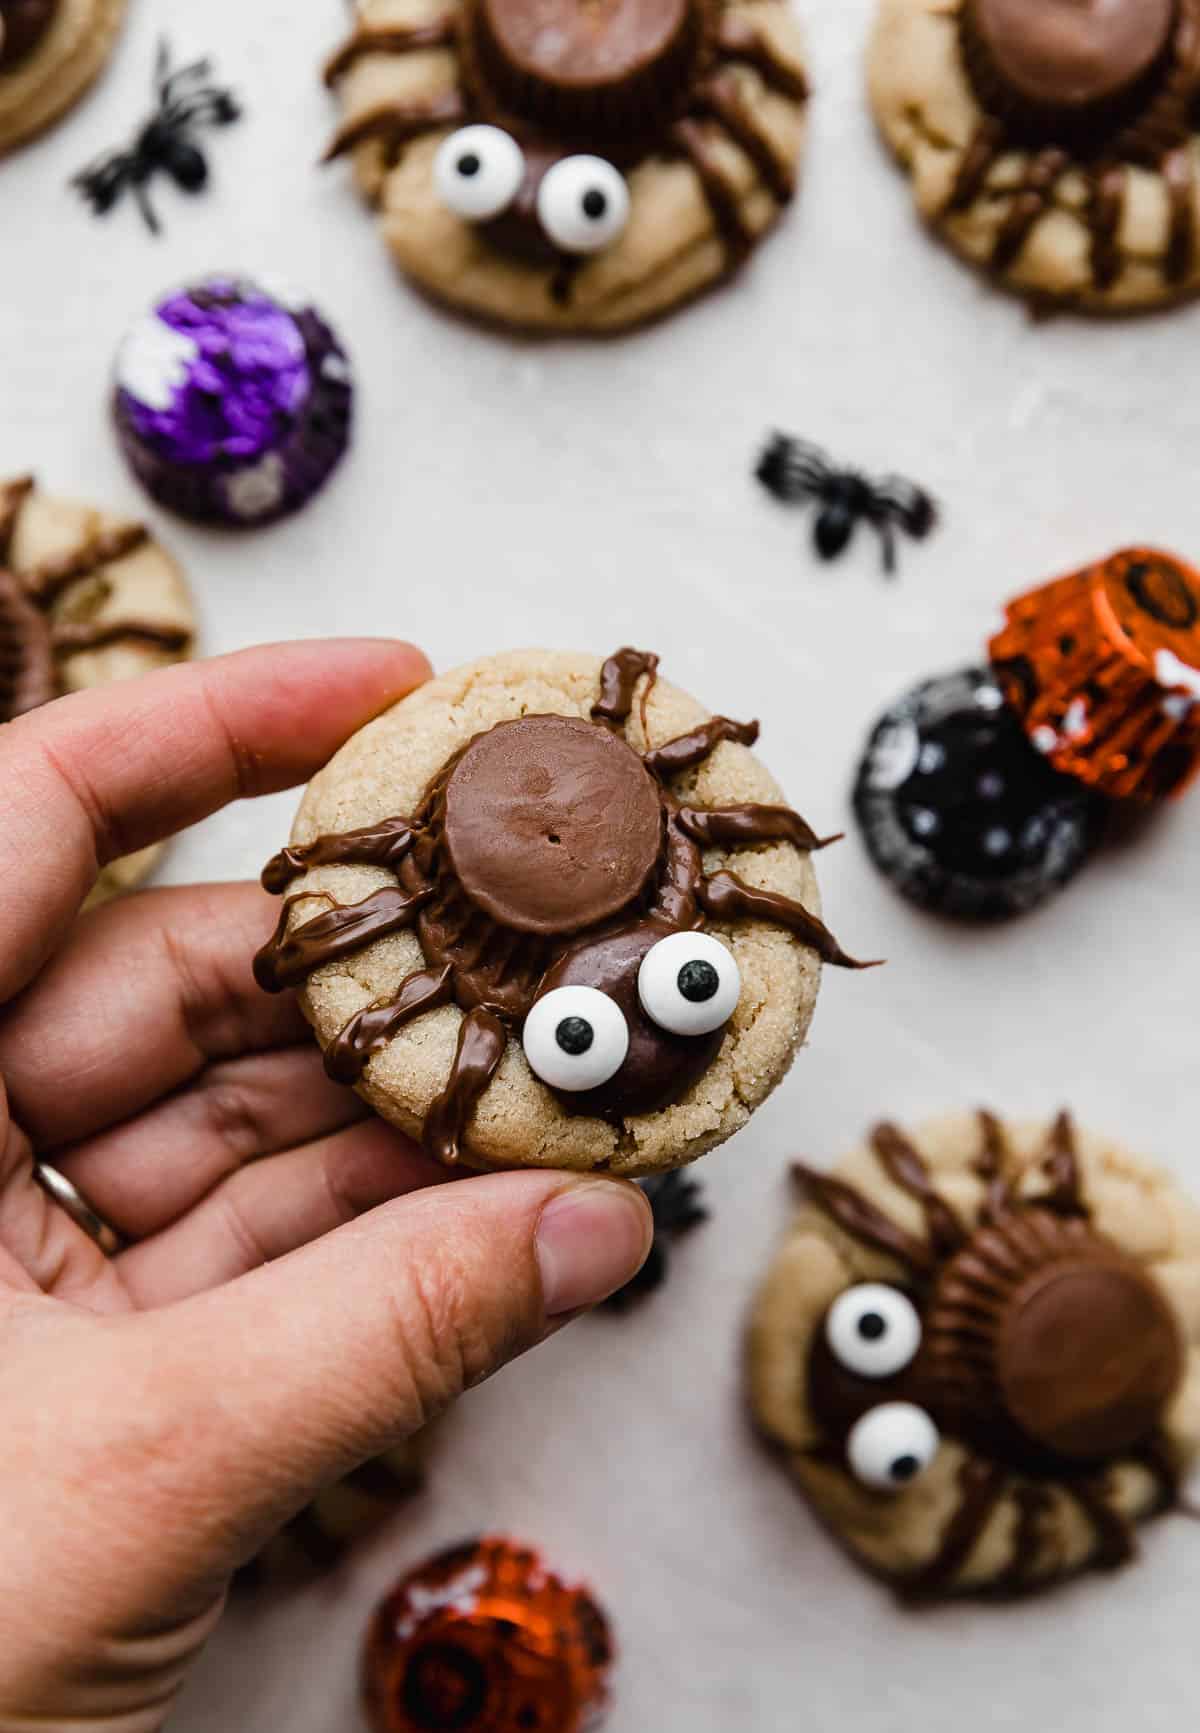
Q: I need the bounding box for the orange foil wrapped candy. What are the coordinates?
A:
[989,548,1200,802]
[363,1536,614,1733]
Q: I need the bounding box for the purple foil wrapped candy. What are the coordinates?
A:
[113,277,353,528]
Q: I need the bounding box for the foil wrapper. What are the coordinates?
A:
[989,547,1200,801]
[113,276,353,528]
[363,1536,613,1733]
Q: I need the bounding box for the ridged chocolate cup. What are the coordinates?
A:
[460,0,709,152]
[959,0,1180,149]
[924,1208,1182,1466]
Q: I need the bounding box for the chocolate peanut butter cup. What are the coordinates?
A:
[960,0,1178,145]
[924,1208,1182,1466]
[461,0,708,147]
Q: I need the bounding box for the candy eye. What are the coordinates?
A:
[522,985,629,1092]
[846,1403,940,1492]
[537,155,630,254]
[434,125,525,221]
[825,1284,922,1379]
[637,931,741,1037]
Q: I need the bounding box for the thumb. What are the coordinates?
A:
[124,1171,651,1587]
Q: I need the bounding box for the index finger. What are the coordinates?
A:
[0,638,430,1003]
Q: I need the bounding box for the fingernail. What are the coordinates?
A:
[536,1182,653,1316]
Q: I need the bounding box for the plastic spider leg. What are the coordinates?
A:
[72,154,133,213]
[133,178,162,236]
[878,478,937,539]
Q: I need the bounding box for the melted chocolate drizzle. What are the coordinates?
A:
[50,618,191,657]
[697,870,879,969]
[870,1122,966,1257]
[1037,1110,1087,1216]
[258,646,861,1162]
[323,16,455,86]
[644,714,760,778]
[326,963,454,1085]
[592,646,660,729]
[791,1161,935,1274]
[1069,1476,1136,1569]
[995,1480,1054,1593]
[423,1005,507,1165]
[902,1459,1007,1599]
[677,802,840,852]
[25,523,150,607]
[253,886,432,993]
[263,816,419,894]
[974,1107,1016,1221]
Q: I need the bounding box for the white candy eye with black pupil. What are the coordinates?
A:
[846,1403,940,1492]
[522,985,629,1092]
[825,1284,922,1379]
[637,931,741,1037]
[434,125,525,221]
[536,155,630,254]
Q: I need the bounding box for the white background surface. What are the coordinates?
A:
[5,0,1200,1726]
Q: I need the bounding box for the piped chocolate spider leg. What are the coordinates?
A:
[901,1458,1009,1600]
[423,1005,507,1164]
[1163,144,1196,282]
[693,73,795,204]
[792,1162,935,1275]
[676,802,841,852]
[697,869,880,969]
[670,119,756,261]
[1067,1476,1137,1569]
[974,1108,1017,1222]
[0,476,35,557]
[1087,162,1127,289]
[592,647,660,729]
[21,523,150,608]
[49,620,193,657]
[643,714,759,778]
[1034,1110,1088,1218]
[714,13,810,102]
[870,1123,966,1257]
[263,816,420,893]
[254,886,434,993]
[941,120,1003,217]
[324,16,457,85]
[323,91,467,166]
[325,964,455,1085]
[991,148,1070,272]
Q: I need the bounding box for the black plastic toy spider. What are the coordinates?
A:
[603,1172,709,1310]
[756,434,937,575]
[72,41,240,235]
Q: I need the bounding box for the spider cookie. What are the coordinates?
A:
[255,648,872,1176]
[322,0,810,332]
[0,0,127,157]
[868,0,1200,311]
[0,475,195,903]
[749,1111,1200,1599]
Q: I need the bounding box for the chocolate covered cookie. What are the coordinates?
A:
[0,0,127,156]
[255,648,872,1176]
[868,0,1200,311]
[0,475,195,903]
[322,0,809,332]
[749,1111,1200,1598]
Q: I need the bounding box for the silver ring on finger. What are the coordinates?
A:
[34,1163,125,1257]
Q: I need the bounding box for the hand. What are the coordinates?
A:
[0,642,651,1731]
